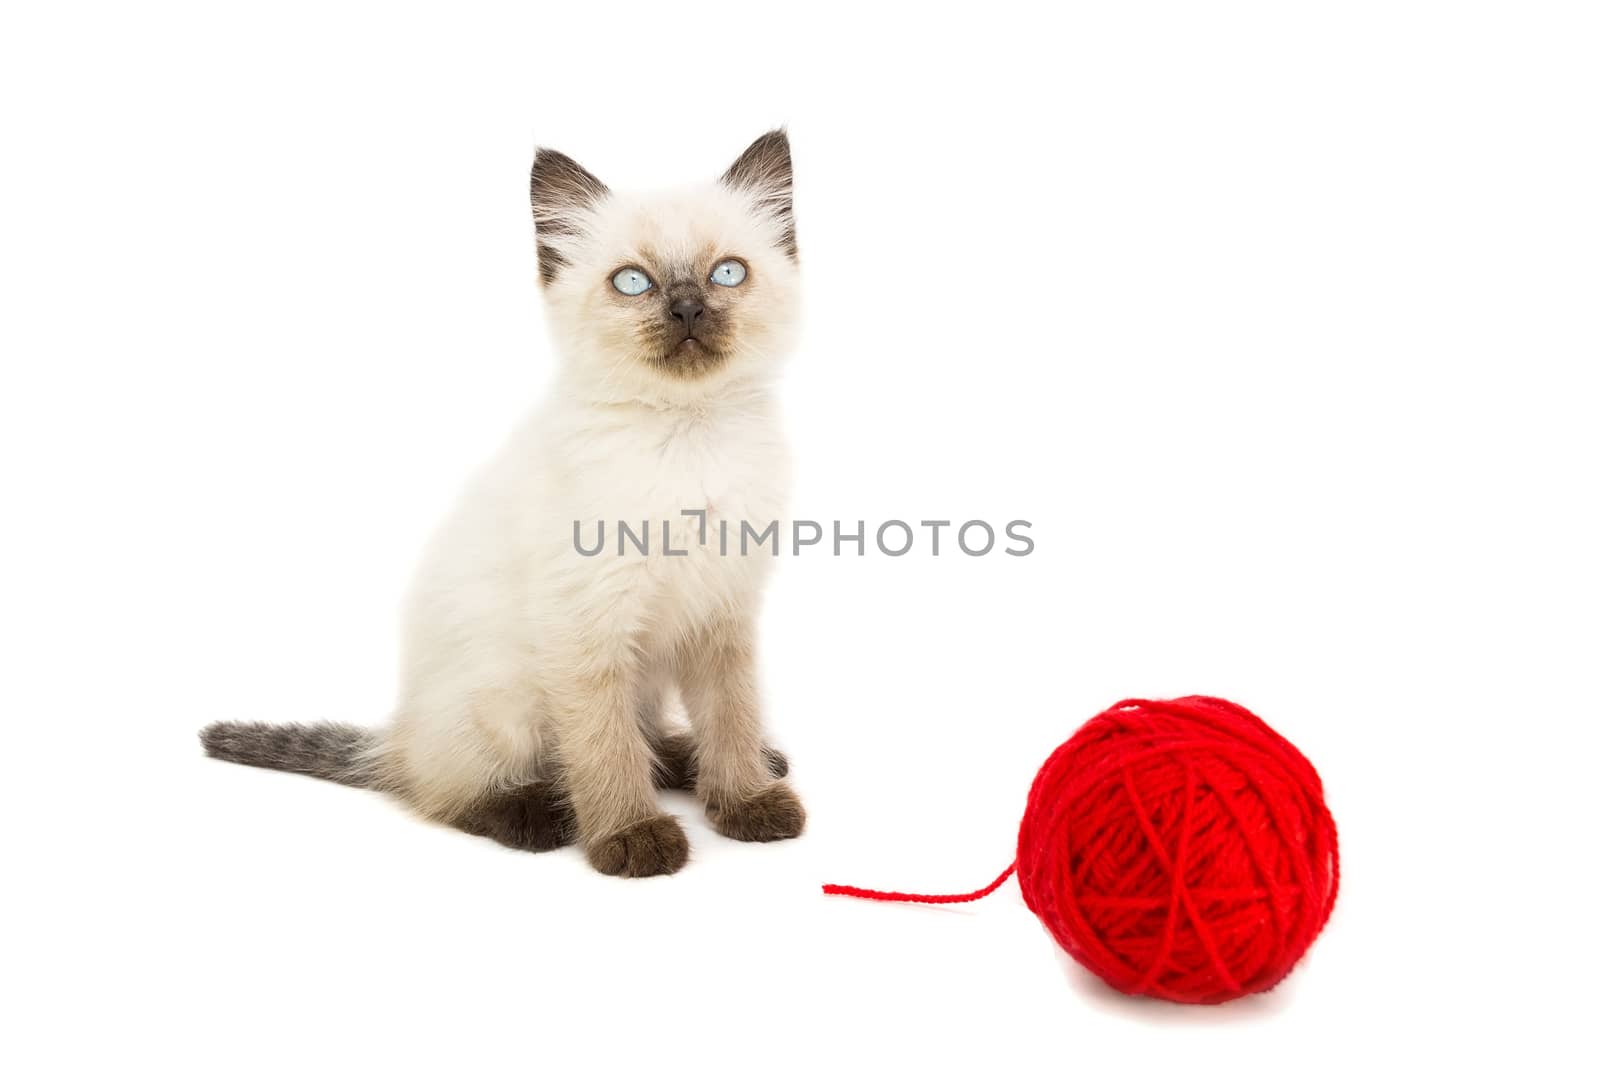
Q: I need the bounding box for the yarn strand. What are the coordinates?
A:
[822,863,1017,904]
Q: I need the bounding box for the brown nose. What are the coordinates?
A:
[670,298,705,333]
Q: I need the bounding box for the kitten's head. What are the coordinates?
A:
[530,130,800,398]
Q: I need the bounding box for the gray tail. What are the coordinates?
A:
[200,721,380,789]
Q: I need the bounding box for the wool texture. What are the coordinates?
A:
[825,696,1339,1005]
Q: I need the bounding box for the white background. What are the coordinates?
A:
[3,2,1597,1063]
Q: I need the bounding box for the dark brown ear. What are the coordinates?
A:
[721,129,797,260]
[529,148,609,285]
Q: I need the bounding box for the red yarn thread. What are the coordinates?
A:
[823,696,1339,1005]
[823,864,1016,905]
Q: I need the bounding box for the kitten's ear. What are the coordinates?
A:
[529,148,609,285]
[722,129,797,260]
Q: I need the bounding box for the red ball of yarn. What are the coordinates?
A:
[1016,696,1339,1003]
[823,695,1340,1005]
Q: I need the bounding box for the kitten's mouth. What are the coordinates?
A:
[664,336,721,365]
[652,333,727,378]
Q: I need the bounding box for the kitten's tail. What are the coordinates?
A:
[200,721,383,789]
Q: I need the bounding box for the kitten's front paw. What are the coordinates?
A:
[705,781,806,843]
[587,814,690,878]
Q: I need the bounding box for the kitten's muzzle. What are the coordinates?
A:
[648,286,726,375]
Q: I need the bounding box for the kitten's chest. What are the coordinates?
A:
[583,411,787,634]
[581,409,789,528]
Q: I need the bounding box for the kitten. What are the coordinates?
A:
[202,130,804,878]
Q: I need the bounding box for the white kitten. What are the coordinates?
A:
[204,131,804,877]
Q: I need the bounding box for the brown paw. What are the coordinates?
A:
[706,781,806,843]
[650,733,699,790]
[455,782,574,852]
[587,814,690,878]
[651,733,790,790]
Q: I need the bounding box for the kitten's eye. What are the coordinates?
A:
[709,259,747,287]
[611,267,653,296]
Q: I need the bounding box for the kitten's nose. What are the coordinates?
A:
[670,298,705,333]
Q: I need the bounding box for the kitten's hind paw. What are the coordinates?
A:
[650,733,700,790]
[456,781,574,852]
[706,781,806,843]
[651,733,790,790]
[587,814,690,878]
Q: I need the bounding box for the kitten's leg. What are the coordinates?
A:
[638,681,789,789]
[678,616,805,842]
[634,680,694,790]
[382,691,572,851]
[553,664,689,877]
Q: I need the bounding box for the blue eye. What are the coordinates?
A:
[709,259,747,287]
[612,267,652,296]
